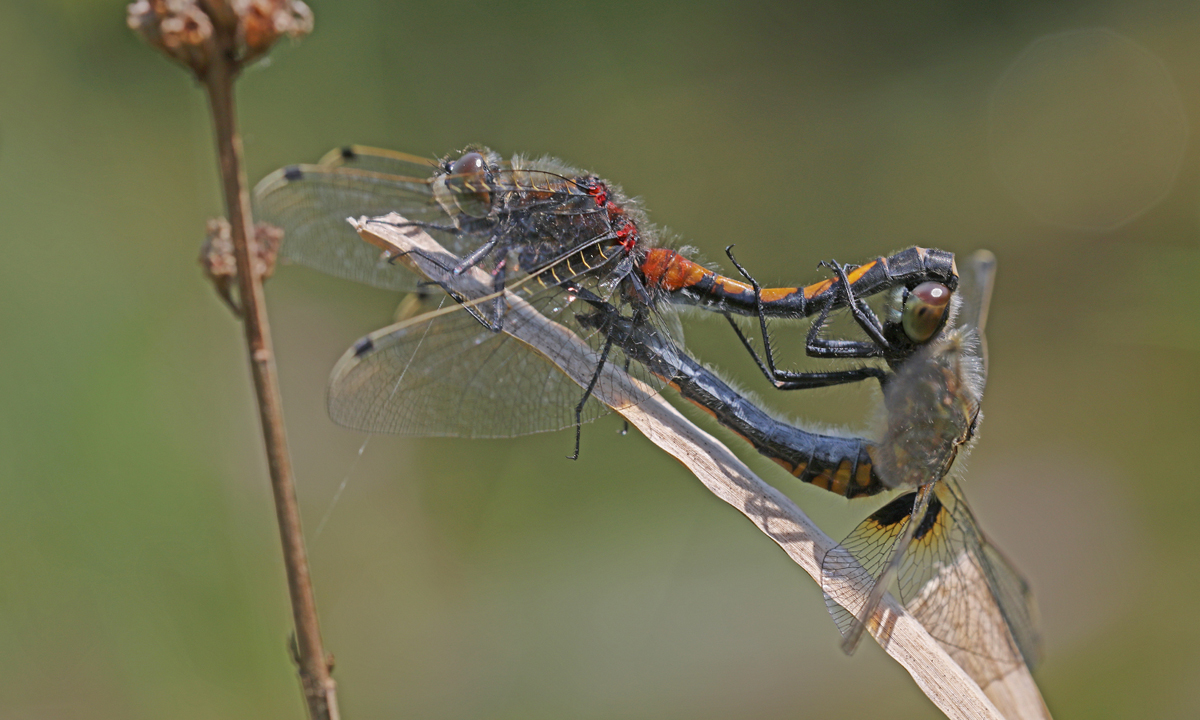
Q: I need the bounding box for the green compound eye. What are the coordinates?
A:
[902,282,952,343]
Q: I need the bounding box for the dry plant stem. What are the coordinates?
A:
[357,216,1051,720]
[201,17,338,720]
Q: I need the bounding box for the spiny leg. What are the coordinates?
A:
[619,356,632,436]
[805,303,887,359]
[570,336,614,460]
[819,259,889,350]
[452,234,500,275]
[725,245,783,380]
[726,246,885,386]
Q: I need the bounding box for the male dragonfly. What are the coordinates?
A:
[254,146,956,457]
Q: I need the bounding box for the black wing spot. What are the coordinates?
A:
[340,146,356,160]
[353,337,375,357]
[913,494,944,541]
[283,165,304,181]
[870,491,917,528]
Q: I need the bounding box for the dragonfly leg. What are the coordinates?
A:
[724,245,786,382]
[819,259,890,350]
[768,366,888,390]
[805,303,887,359]
[380,218,458,234]
[397,247,456,274]
[487,257,508,332]
[725,246,886,385]
[727,303,885,384]
[570,335,614,460]
[452,234,500,275]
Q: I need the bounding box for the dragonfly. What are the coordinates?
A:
[254,145,957,456]
[580,250,1041,685]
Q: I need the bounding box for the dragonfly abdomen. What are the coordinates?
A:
[665,352,887,499]
[638,247,957,320]
[572,298,889,500]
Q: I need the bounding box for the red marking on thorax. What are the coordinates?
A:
[615,220,638,252]
[587,179,640,253]
[586,180,609,208]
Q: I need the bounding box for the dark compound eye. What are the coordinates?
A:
[446,151,491,217]
[450,151,486,176]
[901,281,952,343]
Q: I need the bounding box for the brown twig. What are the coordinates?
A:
[127,2,335,719]
[357,215,1052,720]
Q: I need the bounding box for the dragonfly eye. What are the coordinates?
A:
[446,151,492,218]
[902,281,951,343]
[450,151,486,176]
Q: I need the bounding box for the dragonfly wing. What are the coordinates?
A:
[327,254,682,438]
[956,249,997,388]
[826,478,1041,687]
[253,164,450,291]
[328,297,609,437]
[958,250,997,336]
[967,489,1043,671]
[905,479,1040,684]
[317,145,442,175]
[977,543,1043,671]
[821,490,921,642]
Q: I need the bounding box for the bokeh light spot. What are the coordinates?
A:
[989,29,1187,231]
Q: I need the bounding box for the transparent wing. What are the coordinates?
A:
[253,164,445,291]
[254,154,618,292]
[822,477,1040,686]
[326,252,684,438]
[942,478,1043,672]
[317,145,442,175]
[904,479,1041,682]
[822,490,920,642]
[958,249,997,384]
[821,485,933,654]
[958,250,997,334]
[329,296,606,437]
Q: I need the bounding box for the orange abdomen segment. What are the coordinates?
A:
[641,248,711,291]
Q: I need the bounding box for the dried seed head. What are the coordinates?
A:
[252,222,284,279]
[127,0,217,74]
[126,0,312,75]
[239,0,314,59]
[200,217,238,312]
[200,218,284,315]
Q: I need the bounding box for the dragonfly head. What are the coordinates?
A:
[901,281,953,344]
[878,280,956,368]
[433,147,500,219]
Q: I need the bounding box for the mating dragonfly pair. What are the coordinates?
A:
[254,145,1040,686]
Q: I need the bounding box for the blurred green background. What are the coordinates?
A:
[3,1,1198,718]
